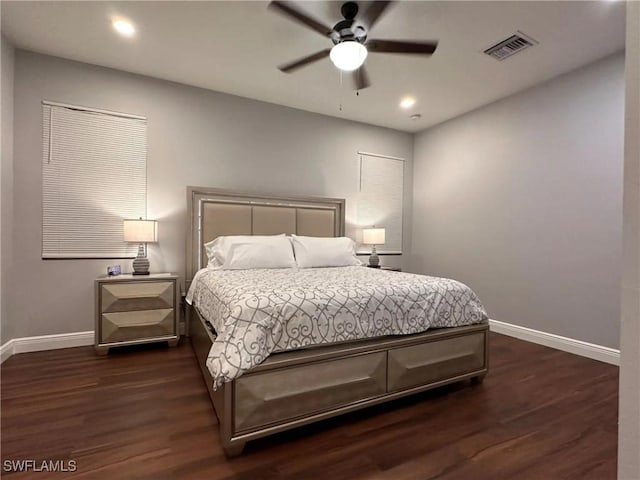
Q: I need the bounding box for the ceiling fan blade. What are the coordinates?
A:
[269,1,333,37]
[353,65,371,90]
[278,48,331,73]
[367,39,438,55]
[360,1,394,30]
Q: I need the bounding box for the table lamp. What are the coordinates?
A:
[123,218,158,275]
[362,227,386,268]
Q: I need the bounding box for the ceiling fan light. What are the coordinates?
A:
[330,41,368,71]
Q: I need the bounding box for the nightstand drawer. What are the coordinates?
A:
[101,308,175,343]
[101,281,174,313]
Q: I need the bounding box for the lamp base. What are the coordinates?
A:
[131,244,150,275]
[368,250,380,268]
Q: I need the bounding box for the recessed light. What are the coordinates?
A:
[112,18,135,37]
[399,97,416,109]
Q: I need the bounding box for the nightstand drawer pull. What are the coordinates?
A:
[101,308,175,343]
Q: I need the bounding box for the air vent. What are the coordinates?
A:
[484,32,538,61]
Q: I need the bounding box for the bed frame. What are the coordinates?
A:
[186,186,489,456]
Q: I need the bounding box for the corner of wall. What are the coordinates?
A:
[1,35,16,345]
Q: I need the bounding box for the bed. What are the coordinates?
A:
[186,187,489,456]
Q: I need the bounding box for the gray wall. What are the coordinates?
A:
[618,1,640,476]
[8,50,413,339]
[412,53,625,349]
[1,36,14,343]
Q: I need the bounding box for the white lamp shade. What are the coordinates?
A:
[123,219,158,243]
[330,41,368,71]
[362,227,385,245]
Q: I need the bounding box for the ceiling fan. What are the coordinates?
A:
[269,1,439,90]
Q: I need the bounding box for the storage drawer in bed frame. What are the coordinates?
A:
[189,304,489,457]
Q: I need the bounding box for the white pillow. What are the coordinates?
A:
[221,242,296,270]
[205,234,286,268]
[291,235,361,268]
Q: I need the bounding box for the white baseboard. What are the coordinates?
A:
[1,323,621,366]
[489,319,620,366]
[0,331,94,364]
[0,339,15,364]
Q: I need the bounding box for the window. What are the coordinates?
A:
[42,102,147,258]
[357,152,404,254]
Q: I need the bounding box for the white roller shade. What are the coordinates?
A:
[357,153,404,254]
[42,102,147,258]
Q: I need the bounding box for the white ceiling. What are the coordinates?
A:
[1,1,625,132]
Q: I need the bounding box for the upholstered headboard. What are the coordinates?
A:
[186,187,346,282]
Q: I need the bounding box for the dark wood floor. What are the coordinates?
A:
[1,333,618,479]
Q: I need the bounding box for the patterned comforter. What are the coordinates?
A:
[186,266,488,388]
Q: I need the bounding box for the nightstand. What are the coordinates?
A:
[367,266,402,272]
[95,273,179,354]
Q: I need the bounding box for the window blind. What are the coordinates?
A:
[357,153,404,254]
[42,102,147,258]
